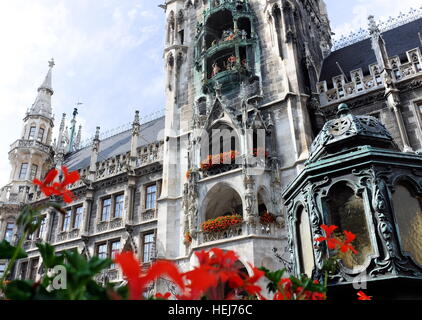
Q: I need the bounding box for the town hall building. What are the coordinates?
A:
[1,0,422,298]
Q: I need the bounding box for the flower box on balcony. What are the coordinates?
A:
[260,212,276,225]
[200,150,240,171]
[201,215,243,233]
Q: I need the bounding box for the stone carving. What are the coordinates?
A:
[243,174,258,225]
[184,169,200,237]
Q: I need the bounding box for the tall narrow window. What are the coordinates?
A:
[73,206,82,229]
[4,223,15,243]
[19,261,28,280]
[29,258,39,281]
[146,185,157,210]
[37,216,47,239]
[272,5,283,58]
[143,233,155,263]
[114,194,124,218]
[28,126,36,139]
[97,243,107,260]
[0,264,5,278]
[392,183,422,267]
[101,198,111,221]
[30,164,38,180]
[326,184,373,270]
[37,128,45,142]
[110,240,121,269]
[63,209,72,232]
[19,163,29,180]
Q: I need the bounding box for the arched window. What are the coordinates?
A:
[204,184,243,220]
[296,206,314,276]
[392,182,422,267]
[325,184,374,270]
[257,189,268,216]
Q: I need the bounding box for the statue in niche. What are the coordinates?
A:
[240,29,247,40]
[222,29,235,41]
[227,55,237,70]
[212,62,221,77]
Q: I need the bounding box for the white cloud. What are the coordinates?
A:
[0,0,164,186]
[330,0,421,40]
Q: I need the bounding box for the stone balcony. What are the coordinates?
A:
[56,229,80,243]
[95,268,122,284]
[196,221,282,246]
[10,139,52,154]
[140,209,157,222]
[96,218,124,233]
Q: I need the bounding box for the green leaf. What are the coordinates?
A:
[36,242,64,269]
[0,240,28,259]
[17,205,44,234]
[4,280,34,300]
[260,267,286,294]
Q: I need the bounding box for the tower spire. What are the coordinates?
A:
[28,59,55,119]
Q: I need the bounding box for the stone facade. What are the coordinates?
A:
[0,0,421,297]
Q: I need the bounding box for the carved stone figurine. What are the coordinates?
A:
[212,62,221,77]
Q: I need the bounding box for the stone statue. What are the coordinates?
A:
[212,62,221,77]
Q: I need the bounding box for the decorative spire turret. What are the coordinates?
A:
[367,15,413,153]
[68,107,79,153]
[75,125,82,150]
[130,110,141,163]
[88,126,101,180]
[28,59,55,119]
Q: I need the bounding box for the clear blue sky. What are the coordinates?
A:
[0,0,420,185]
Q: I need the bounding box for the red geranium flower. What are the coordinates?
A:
[115,251,184,300]
[316,224,340,250]
[33,166,80,203]
[339,230,358,254]
[357,291,372,300]
[155,292,171,300]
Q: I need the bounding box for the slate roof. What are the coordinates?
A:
[64,116,165,171]
[320,18,422,87]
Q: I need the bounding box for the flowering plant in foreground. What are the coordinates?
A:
[0,166,80,290]
[33,166,80,203]
[0,168,371,301]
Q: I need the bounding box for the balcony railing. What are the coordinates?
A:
[95,268,122,284]
[96,218,123,233]
[10,139,52,154]
[197,221,282,245]
[141,209,157,222]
